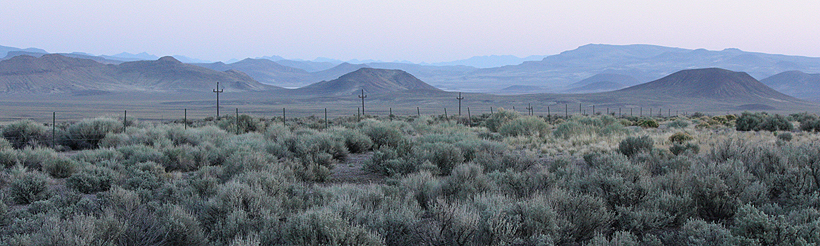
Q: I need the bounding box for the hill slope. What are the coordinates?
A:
[298,68,441,96]
[568,73,640,88]
[760,71,820,101]
[615,68,798,103]
[0,55,275,93]
[197,58,311,88]
[566,81,626,93]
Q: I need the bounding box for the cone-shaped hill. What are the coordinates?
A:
[0,54,277,94]
[297,68,441,96]
[760,70,820,101]
[615,68,797,102]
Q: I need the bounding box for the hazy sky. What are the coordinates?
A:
[2,0,819,63]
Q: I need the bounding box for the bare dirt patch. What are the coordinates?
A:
[328,152,385,184]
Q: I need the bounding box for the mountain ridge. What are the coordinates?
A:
[0,54,275,93]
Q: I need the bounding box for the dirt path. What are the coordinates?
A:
[328,152,385,184]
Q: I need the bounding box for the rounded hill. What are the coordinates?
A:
[298,68,441,96]
[616,68,796,102]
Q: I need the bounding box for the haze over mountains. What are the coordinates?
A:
[201,44,820,95]
[0,54,273,94]
[1,43,820,113]
[6,43,820,96]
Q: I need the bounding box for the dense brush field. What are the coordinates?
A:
[1,110,820,245]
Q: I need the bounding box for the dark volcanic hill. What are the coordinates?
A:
[615,68,798,102]
[760,71,820,101]
[298,68,441,96]
[0,54,275,93]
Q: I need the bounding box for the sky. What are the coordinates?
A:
[1,0,819,63]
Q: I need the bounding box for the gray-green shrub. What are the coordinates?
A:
[361,122,406,148]
[499,116,549,137]
[365,146,413,176]
[2,120,50,149]
[485,109,519,132]
[283,208,382,245]
[42,158,79,178]
[619,136,654,157]
[332,129,372,153]
[62,117,123,150]
[66,165,117,193]
[736,112,794,131]
[414,142,464,175]
[9,172,51,204]
[670,143,700,156]
[777,132,793,142]
[553,121,589,139]
[667,119,690,129]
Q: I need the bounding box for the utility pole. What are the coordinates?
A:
[526,103,533,116]
[213,82,223,118]
[358,89,367,116]
[456,92,464,116]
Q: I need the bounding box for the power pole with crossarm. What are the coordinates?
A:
[213,82,223,118]
[456,92,464,116]
[358,89,367,116]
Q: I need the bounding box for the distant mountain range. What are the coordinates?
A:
[232,44,820,94]
[0,45,48,58]
[427,55,547,68]
[3,43,820,107]
[425,44,820,92]
[0,54,273,93]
